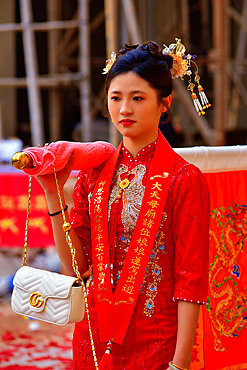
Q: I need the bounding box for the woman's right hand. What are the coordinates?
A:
[35,152,74,195]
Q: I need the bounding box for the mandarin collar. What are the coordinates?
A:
[120,140,157,163]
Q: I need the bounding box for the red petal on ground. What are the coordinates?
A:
[0,302,74,369]
[2,332,15,341]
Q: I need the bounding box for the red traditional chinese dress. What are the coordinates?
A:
[71,134,210,370]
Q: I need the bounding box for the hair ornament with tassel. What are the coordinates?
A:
[162,38,211,116]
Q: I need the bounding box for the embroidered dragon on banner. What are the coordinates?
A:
[206,203,247,351]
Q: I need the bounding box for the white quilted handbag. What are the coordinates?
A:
[11,265,85,325]
[11,169,86,326]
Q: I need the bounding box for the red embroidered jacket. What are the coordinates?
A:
[71,141,210,370]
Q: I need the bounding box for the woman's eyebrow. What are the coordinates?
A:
[109,90,121,94]
[132,90,147,94]
[109,90,147,94]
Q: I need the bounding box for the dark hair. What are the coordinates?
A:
[103,41,173,115]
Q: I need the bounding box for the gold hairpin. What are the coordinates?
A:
[162,38,189,80]
[102,52,117,74]
[162,38,211,116]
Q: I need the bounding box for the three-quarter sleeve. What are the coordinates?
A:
[172,164,210,304]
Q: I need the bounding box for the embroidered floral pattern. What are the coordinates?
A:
[108,164,146,231]
[143,213,168,316]
[114,232,132,286]
[207,203,247,351]
[108,211,168,317]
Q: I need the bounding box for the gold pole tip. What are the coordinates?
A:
[12,152,31,170]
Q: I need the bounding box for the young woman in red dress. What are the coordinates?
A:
[37,41,210,370]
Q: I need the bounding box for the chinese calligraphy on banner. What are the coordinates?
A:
[0,172,53,247]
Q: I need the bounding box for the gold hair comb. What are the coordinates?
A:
[162,38,211,116]
[102,52,117,74]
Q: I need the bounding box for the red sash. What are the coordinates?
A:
[91,131,176,345]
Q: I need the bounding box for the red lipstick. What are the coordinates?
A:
[119,119,136,127]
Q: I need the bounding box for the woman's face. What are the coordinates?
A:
[108,72,168,143]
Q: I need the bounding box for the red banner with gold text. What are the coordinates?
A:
[0,170,76,248]
[0,172,53,247]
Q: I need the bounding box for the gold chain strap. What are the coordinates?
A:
[52,165,99,369]
[22,175,32,266]
[84,279,99,369]
[52,165,82,281]
[22,169,99,369]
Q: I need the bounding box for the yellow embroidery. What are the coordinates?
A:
[150,172,169,180]
[108,164,168,317]
[108,164,146,231]
[207,204,247,352]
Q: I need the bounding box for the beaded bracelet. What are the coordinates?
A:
[169,361,188,370]
[48,204,68,217]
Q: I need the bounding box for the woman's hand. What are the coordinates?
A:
[35,152,74,195]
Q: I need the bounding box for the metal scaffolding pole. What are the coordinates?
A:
[213,0,229,145]
[228,0,247,130]
[79,0,92,142]
[47,0,62,142]
[0,101,3,140]
[181,0,190,48]
[122,0,142,44]
[104,0,119,146]
[19,0,45,146]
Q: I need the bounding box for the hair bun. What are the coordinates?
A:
[119,43,139,55]
[137,41,163,58]
[119,41,164,59]
[163,54,173,70]
[120,41,173,70]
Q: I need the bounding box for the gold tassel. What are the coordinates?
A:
[194,74,211,111]
[198,84,211,110]
[188,83,205,116]
[191,92,205,116]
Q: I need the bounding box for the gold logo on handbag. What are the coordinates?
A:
[29,292,44,308]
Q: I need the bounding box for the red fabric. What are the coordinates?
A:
[0,173,53,248]
[71,140,210,369]
[0,171,78,248]
[90,133,176,345]
[99,352,113,370]
[190,171,247,370]
[23,141,116,176]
